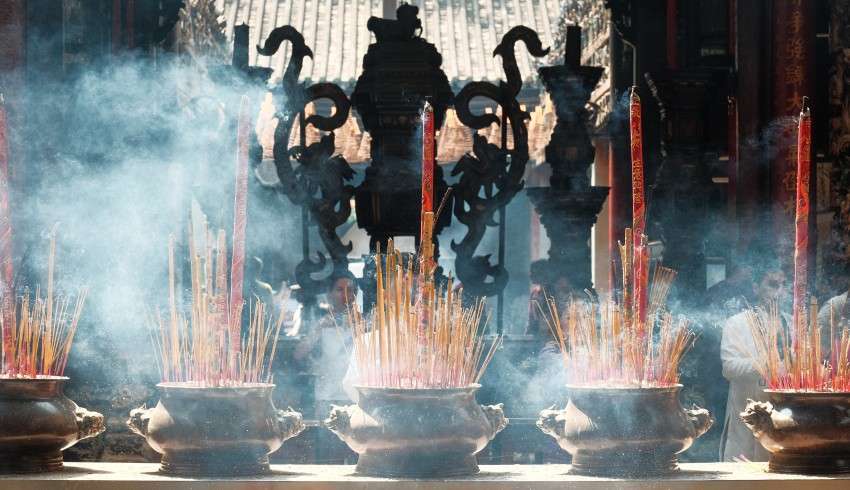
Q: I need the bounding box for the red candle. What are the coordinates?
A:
[0,97,14,373]
[229,95,251,370]
[792,98,811,326]
[420,101,435,231]
[629,88,647,326]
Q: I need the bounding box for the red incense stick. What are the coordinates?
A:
[629,88,648,328]
[792,98,811,328]
[229,95,251,370]
[420,101,435,238]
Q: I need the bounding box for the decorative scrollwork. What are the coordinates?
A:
[257,26,354,301]
[451,26,549,298]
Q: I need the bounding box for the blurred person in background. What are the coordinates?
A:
[818,288,848,331]
[702,261,755,317]
[292,271,359,463]
[526,259,553,341]
[293,271,359,406]
[719,261,787,462]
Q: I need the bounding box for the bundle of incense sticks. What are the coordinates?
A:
[348,216,501,389]
[541,264,693,387]
[746,300,850,391]
[0,233,88,378]
[151,217,284,386]
[741,99,850,391]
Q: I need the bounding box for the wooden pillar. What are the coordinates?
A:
[607,14,630,278]
[111,0,137,53]
[735,0,769,255]
[822,0,850,295]
[0,1,26,87]
[666,0,678,70]
[0,0,26,181]
[594,137,611,293]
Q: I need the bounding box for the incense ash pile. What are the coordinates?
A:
[348,233,501,389]
[151,218,284,387]
[541,228,693,387]
[747,301,850,392]
[0,234,88,378]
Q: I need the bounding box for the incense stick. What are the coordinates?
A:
[0,233,87,378]
[539,264,692,388]
[746,300,850,392]
[152,215,285,387]
[349,235,501,389]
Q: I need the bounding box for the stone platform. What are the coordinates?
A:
[1,462,849,489]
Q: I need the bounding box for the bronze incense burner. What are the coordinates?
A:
[127,383,304,476]
[537,385,713,476]
[742,390,850,474]
[325,384,507,477]
[0,377,105,473]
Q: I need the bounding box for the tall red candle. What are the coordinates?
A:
[629,88,647,326]
[229,95,251,370]
[792,98,811,326]
[420,101,435,227]
[0,97,14,373]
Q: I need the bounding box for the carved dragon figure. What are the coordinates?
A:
[452,26,549,297]
[256,26,354,302]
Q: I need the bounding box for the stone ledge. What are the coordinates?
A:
[1,462,849,489]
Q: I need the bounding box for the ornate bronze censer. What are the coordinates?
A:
[537,385,713,476]
[0,377,104,473]
[127,383,304,476]
[742,391,850,474]
[325,385,507,477]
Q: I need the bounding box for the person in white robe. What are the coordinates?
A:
[720,265,787,462]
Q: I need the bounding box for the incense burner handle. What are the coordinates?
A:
[536,405,568,440]
[74,404,106,441]
[275,407,306,441]
[323,404,371,453]
[323,404,355,438]
[481,403,508,439]
[740,399,778,437]
[127,405,154,437]
[685,404,713,438]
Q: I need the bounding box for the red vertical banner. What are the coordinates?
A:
[0,98,14,373]
[229,95,251,373]
[629,88,647,327]
[792,100,811,326]
[666,0,678,70]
